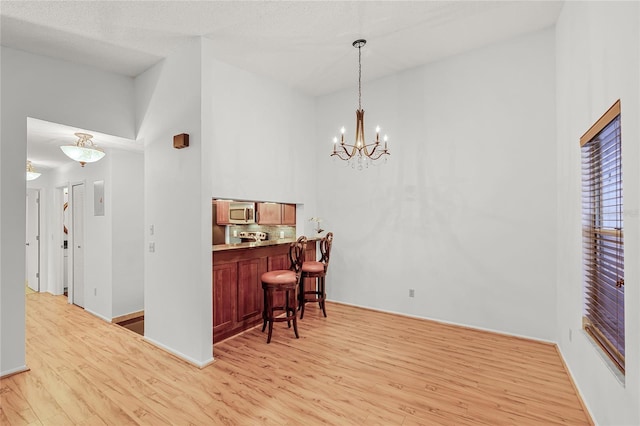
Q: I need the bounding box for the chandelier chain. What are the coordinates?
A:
[358,43,362,110]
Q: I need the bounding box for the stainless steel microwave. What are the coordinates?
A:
[229,202,255,224]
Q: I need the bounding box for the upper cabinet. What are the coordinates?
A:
[257,203,281,225]
[281,203,296,225]
[215,200,231,225]
[257,202,296,225]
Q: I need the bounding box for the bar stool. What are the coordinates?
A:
[300,232,333,319]
[261,237,307,343]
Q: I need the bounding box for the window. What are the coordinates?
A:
[580,100,624,373]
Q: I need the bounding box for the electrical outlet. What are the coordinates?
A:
[149,224,154,235]
[409,289,415,298]
[233,230,238,237]
[149,242,155,253]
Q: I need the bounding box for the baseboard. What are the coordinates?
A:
[112,310,144,324]
[143,336,215,369]
[328,299,557,346]
[1,365,30,379]
[84,308,112,323]
[555,345,596,425]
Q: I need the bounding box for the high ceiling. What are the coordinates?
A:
[1,0,564,170]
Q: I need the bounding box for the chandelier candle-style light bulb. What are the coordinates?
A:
[330,39,390,170]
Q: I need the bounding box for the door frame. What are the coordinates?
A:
[68,180,85,306]
[55,184,70,296]
[26,188,41,292]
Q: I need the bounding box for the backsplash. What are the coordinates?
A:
[227,224,296,244]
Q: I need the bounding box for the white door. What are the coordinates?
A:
[25,189,40,292]
[72,183,85,308]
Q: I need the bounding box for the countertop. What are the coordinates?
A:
[212,236,320,252]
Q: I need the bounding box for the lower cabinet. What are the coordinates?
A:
[212,262,237,336]
[213,241,316,343]
[237,258,266,322]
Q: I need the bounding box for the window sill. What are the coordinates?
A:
[581,329,625,387]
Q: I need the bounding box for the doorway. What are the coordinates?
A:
[71,183,85,308]
[25,188,40,293]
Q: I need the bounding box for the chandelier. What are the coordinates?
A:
[331,39,390,170]
[60,132,105,167]
[26,160,41,181]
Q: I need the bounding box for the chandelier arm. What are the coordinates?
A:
[338,142,361,158]
[366,144,376,157]
[331,151,353,161]
[367,151,389,161]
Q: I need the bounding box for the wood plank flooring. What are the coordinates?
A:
[1,292,592,425]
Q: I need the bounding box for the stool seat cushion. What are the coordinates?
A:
[302,261,325,273]
[261,270,297,285]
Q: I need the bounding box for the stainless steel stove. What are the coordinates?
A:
[239,231,268,242]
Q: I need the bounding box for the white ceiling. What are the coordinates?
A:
[1,0,564,171]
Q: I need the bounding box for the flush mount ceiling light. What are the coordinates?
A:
[331,39,390,170]
[26,160,41,181]
[60,132,105,167]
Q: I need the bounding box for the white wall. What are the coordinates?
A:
[111,149,145,317]
[0,47,135,376]
[316,29,557,341]
[205,45,318,215]
[136,38,213,366]
[556,2,640,425]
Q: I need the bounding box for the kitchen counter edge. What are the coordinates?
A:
[212,236,321,252]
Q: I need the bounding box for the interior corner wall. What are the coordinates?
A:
[316,28,557,341]
[555,2,640,425]
[136,38,212,366]
[0,46,134,375]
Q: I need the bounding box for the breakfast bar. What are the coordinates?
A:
[212,238,317,343]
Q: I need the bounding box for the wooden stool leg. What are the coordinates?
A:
[287,286,300,339]
[267,317,274,344]
[261,287,268,332]
[285,290,292,328]
[266,288,274,343]
[292,310,299,338]
[300,283,306,319]
[319,276,327,317]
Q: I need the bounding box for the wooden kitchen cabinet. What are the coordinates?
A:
[215,200,231,225]
[212,262,237,336]
[257,202,281,225]
[281,203,296,225]
[257,202,296,225]
[237,258,267,323]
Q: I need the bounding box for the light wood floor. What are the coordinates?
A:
[1,293,592,425]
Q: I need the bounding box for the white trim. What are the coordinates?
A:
[143,336,215,369]
[1,365,29,378]
[556,344,597,422]
[85,308,111,323]
[329,299,557,345]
